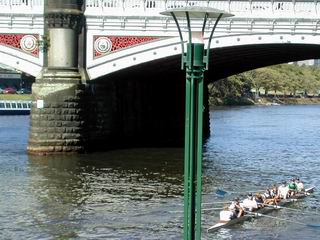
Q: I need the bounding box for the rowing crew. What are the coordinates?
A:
[279,178,304,199]
[219,178,304,222]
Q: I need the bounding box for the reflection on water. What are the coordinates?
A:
[201,105,320,240]
[26,149,184,239]
[1,105,320,239]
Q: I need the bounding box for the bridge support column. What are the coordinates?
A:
[28,1,87,154]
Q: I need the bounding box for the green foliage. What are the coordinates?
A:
[209,63,320,105]
[0,94,31,101]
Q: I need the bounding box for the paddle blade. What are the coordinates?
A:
[216,189,227,196]
[307,224,320,228]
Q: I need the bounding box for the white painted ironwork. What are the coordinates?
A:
[0,0,44,76]
[0,0,320,78]
[85,0,320,38]
[85,0,320,18]
[85,0,320,79]
[0,1,317,36]
[0,0,43,14]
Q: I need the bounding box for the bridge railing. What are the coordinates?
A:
[0,0,43,14]
[85,0,320,36]
[85,0,319,18]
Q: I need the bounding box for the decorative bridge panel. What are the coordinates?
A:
[93,36,160,58]
[0,34,39,57]
[0,1,44,76]
[0,0,320,79]
[85,0,320,79]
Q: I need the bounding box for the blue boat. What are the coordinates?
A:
[0,100,32,115]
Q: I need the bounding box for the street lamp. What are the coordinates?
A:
[160,6,233,240]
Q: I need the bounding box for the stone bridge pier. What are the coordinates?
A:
[28,0,208,154]
[28,0,87,154]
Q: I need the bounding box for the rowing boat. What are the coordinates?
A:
[208,186,315,232]
[207,186,315,233]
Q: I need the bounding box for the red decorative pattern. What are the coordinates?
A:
[93,36,159,58]
[0,34,39,57]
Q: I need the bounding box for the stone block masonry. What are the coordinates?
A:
[28,82,87,154]
[28,70,210,154]
[27,0,210,154]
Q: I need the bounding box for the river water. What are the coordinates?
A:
[0,105,320,239]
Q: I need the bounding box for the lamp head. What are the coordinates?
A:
[160,6,234,69]
[160,6,234,19]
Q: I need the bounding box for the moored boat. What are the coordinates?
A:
[0,100,32,115]
[207,186,315,233]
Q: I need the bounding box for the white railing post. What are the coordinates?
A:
[80,0,319,27]
[0,0,315,18]
[0,0,44,14]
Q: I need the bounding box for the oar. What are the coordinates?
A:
[178,201,232,206]
[265,204,320,216]
[202,201,232,206]
[202,207,224,211]
[170,207,223,213]
[215,189,228,196]
[215,188,266,197]
[247,211,320,228]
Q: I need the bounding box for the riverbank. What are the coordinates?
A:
[256,97,320,105]
[1,93,320,106]
[209,96,320,106]
[0,94,31,101]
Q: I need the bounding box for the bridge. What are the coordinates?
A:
[0,0,319,153]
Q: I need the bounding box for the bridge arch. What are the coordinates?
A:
[0,45,42,77]
[87,33,320,80]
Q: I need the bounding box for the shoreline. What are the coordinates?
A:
[210,96,320,106]
[257,97,320,106]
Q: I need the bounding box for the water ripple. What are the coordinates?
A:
[1,106,320,239]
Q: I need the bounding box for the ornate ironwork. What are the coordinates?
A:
[93,36,159,58]
[0,34,39,56]
[46,10,83,32]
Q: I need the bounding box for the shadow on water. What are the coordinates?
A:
[3,106,320,239]
[27,148,184,239]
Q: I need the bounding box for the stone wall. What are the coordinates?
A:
[28,82,86,154]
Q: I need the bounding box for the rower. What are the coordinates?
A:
[270,185,278,198]
[272,186,281,204]
[228,198,244,218]
[295,178,304,192]
[263,188,273,199]
[254,193,264,208]
[219,205,234,222]
[278,181,289,199]
[241,193,258,212]
[263,187,280,205]
[288,178,298,196]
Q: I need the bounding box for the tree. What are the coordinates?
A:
[208,63,320,105]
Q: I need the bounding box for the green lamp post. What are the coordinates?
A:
[160,6,233,240]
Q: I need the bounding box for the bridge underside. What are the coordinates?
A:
[86,67,187,150]
[109,43,320,82]
[209,43,320,80]
[29,42,320,153]
[84,43,320,150]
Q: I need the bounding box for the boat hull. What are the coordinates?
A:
[0,100,31,115]
[208,186,315,233]
[0,110,30,115]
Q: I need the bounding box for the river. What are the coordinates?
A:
[0,105,319,239]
